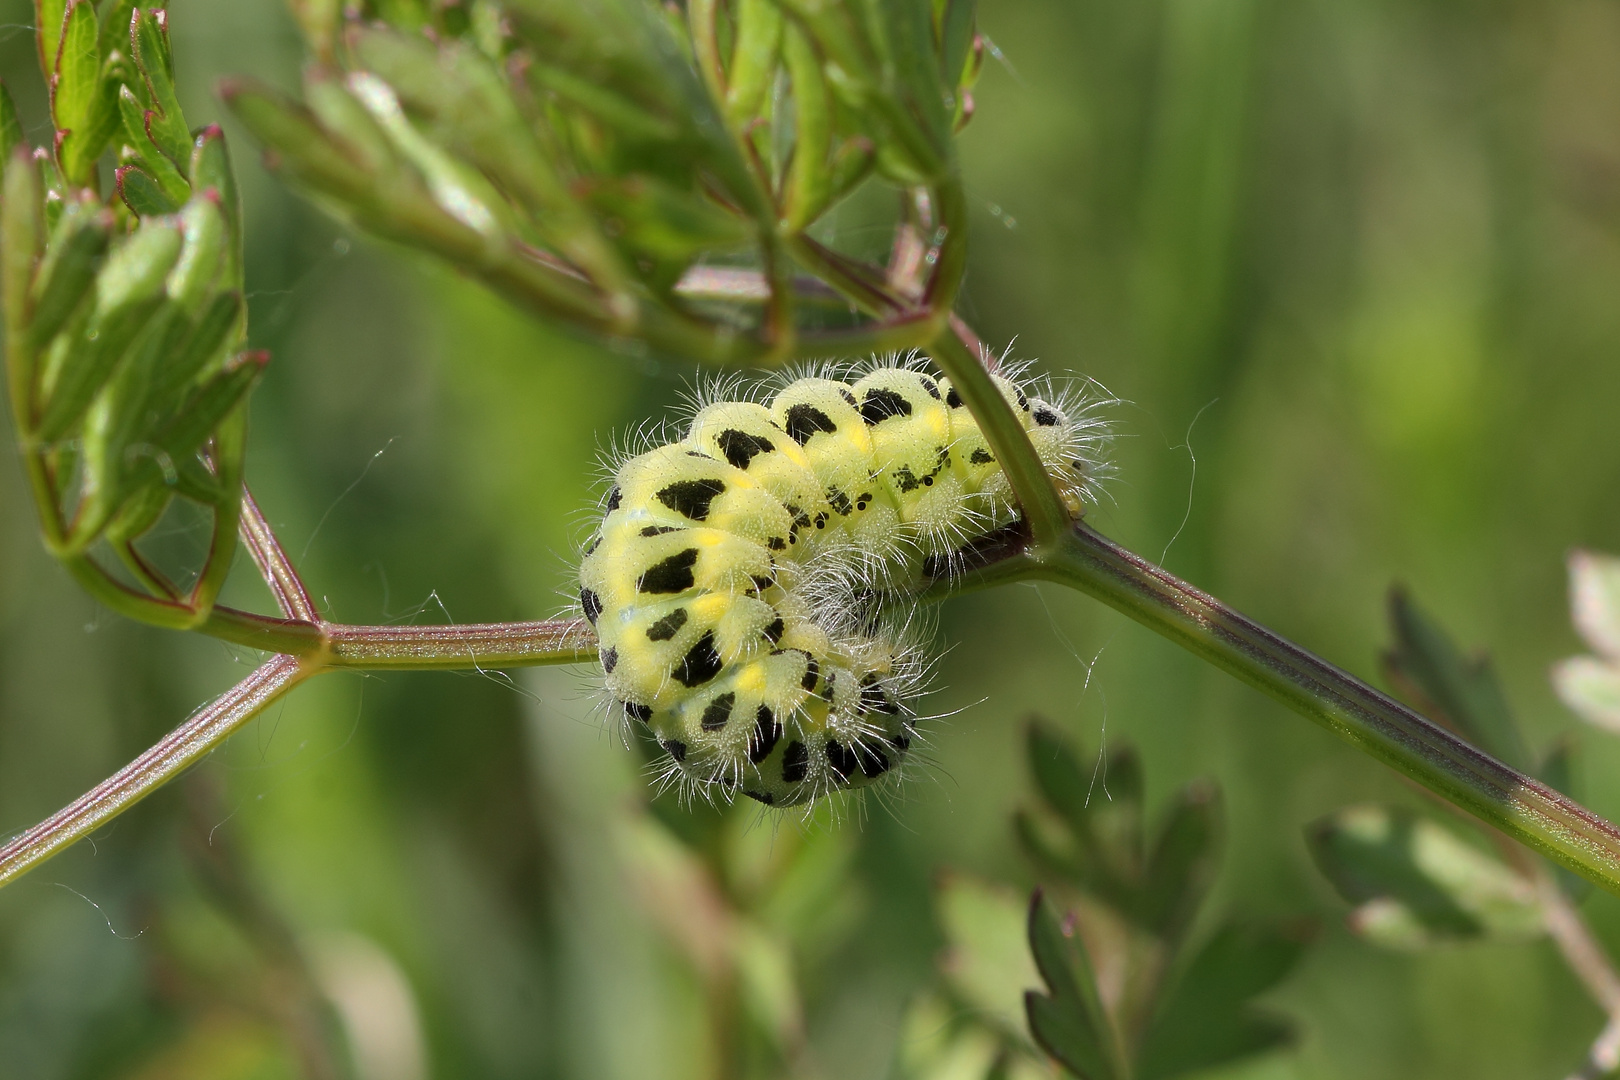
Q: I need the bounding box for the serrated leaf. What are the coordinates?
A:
[1307,805,1543,949]
[1569,551,1620,662]
[130,7,189,167]
[118,84,191,204]
[1554,656,1620,733]
[115,163,179,216]
[1023,891,1120,1080]
[1136,919,1309,1080]
[936,873,1040,1036]
[1385,588,1530,771]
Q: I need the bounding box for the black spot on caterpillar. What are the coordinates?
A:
[716,428,777,469]
[674,631,723,687]
[860,387,912,424]
[638,548,700,594]
[782,740,809,784]
[784,403,838,444]
[646,608,688,641]
[581,587,602,625]
[701,693,735,731]
[657,478,726,520]
[602,646,618,673]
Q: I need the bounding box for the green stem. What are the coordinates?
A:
[929,327,1073,547]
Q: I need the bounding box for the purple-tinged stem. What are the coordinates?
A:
[0,656,310,888]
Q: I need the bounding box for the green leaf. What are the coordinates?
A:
[34,0,68,83]
[97,0,137,72]
[36,217,182,441]
[1384,587,1531,771]
[344,71,512,240]
[349,28,628,291]
[3,147,45,424]
[936,873,1041,1037]
[1026,721,1097,836]
[115,163,179,216]
[164,194,225,310]
[1307,805,1544,949]
[50,1,101,176]
[130,7,189,167]
[0,82,22,170]
[781,23,833,232]
[26,200,112,351]
[118,84,192,205]
[1569,551,1620,661]
[723,0,783,127]
[188,126,243,287]
[1023,891,1120,1080]
[1554,656,1620,734]
[1136,920,1310,1080]
[1137,781,1221,941]
[580,174,751,287]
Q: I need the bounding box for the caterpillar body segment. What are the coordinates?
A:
[580,360,1107,809]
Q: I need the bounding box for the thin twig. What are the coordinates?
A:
[0,656,311,888]
[239,485,320,621]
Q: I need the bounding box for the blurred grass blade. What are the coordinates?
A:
[1307,804,1544,949]
[1024,890,1120,1080]
[1136,920,1309,1080]
[781,23,833,232]
[1384,587,1531,771]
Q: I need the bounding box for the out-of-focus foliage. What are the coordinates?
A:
[1555,552,1620,732]
[4,0,1620,1076]
[1014,723,1310,1080]
[221,0,983,363]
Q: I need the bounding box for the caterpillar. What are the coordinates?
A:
[578,359,1108,808]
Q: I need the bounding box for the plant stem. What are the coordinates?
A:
[239,485,320,621]
[929,328,1074,548]
[0,656,311,889]
[1025,524,1620,893]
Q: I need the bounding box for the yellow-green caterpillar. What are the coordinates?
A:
[579,359,1107,808]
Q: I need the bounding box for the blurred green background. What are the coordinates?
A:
[5,0,1620,1076]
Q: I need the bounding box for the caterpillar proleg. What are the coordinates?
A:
[579,358,1109,808]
